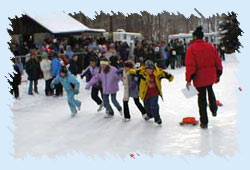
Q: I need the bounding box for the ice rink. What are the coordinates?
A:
[11,54,239,158]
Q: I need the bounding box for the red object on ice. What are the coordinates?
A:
[130,154,135,159]
[239,87,242,91]
[216,100,223,106]
[180,117,199,125]
[182,117,197,123]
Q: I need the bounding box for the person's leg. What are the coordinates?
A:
[207,85,218,116]
[166,58,169,68]
[45,80,49,96]
[111,93,122,111]
[144,99,153,118]
[34,80,38,93]
[150,96,161,123]
[197,87,208,126]
[178,55,182,67]
[91,86,103,105]
[13,85,19,98]
[133,97,146,116]
[55,84,60,96]
[59,83,63,96]
[67,92,78,117]
[73,95,81,111]
[103,94,114,115]
[123,100,130,119]
[48,79,54,95]
[28,80,33,95]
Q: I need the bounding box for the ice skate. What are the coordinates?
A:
[144,115,153,121]
[104,114,114,118]
[119,109,123,117]
[97,103,104,112]
[122,118,131,122]
[71,111,77,118]
[155,119,162,125]
[77,102,81,111]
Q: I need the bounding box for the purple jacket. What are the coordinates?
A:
[86,66,120,94]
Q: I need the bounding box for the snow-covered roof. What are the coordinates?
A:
[24,11,105,34]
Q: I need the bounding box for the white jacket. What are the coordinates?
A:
[40,59,52,80]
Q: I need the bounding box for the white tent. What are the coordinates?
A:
[24,11,105,34]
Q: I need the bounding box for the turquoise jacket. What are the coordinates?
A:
[51,71,80,93]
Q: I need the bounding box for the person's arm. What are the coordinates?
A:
[50,76,60,89]
[161,71,174,82]
[85,73,100,89]
[80,66,90,78]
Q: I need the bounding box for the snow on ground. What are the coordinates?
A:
[11,54,239,158]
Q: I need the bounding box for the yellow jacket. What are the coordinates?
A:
[129,65,174,100]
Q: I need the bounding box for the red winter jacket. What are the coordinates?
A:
[185,39,223,88]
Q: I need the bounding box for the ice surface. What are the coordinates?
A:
[11,54,239,158]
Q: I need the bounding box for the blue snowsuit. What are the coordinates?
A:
[51,71,81,117]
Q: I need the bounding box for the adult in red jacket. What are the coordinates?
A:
[185,26,223,129]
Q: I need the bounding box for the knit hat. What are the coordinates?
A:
[192,26,204,39]
[60,66,68,74]
[145,60,155,69]
[41,52,48,58]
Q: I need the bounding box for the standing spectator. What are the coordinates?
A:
[176,41,183,68]
[160,42,169,69]
[169,46,177,70]
[40,52,53,96]
[68,55,79,76]
[8,58,22,99]
[109,55,119,69]
[15,57,24,75]
[65,45,74,60]
[185,26,223,129]
[25,51,41,95]
[52,53,63,96]
[219,44,226,61]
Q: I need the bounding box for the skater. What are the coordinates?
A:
[8,58,22,99]
[85,57,122,118]
[50,66,81,117]
[52,53,63,96]
[169,47,177,70]
[121,60,146,122]
[80,57,104,112]
[185,26,223,129]
[129,60,174,125]
[40,52,53,96]
[25,51,42,95]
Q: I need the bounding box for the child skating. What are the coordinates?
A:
[51,66,81,117]
[85,57,122,118]
[120,60,147,122]
[80,57,104,112]
[129,60,174,125]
